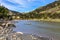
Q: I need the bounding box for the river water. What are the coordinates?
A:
[13,20,60,40]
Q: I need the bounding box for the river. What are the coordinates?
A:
[13,20,60,40]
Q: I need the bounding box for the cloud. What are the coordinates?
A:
[1,0,46,12]
[27,0,36,2]
[3,0,44,7]
[0,0,55,12]
[8,0,25,5]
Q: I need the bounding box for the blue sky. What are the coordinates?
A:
[0,0,55,12]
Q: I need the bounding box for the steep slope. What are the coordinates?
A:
[34,1,60,13]
[0,5,22,15]
[24,1,60,19]
[0,6,9,15]
[0,5,23,20]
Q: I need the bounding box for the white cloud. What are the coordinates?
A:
[7,0,30,9]
[27,0,35,2]
[0,0,48,12]
[27,0,45,2]
[2,0,45,8]
[7,0,27,6]
[8,0,24,5]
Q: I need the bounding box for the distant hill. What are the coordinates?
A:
[33,1,60,13]
[24,1,60,19]
[0,1,60,19]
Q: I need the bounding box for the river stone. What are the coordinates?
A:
[6,32,49,40]
[0,31,50,40]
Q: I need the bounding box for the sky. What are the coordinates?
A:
[0,0,55,12]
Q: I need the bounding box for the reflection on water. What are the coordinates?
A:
[14,20,60,40]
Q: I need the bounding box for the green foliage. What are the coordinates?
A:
[0,6,11,20]
[0,6,9,17]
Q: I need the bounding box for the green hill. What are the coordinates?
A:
[24,1,60,19]
[34,1,60,13]
[0,6,9,15]
[0,5,22,20]
[0,1,60,20]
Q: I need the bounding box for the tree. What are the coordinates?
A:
[0,6,9,20]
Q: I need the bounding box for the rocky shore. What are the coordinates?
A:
[0,21,50,40]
